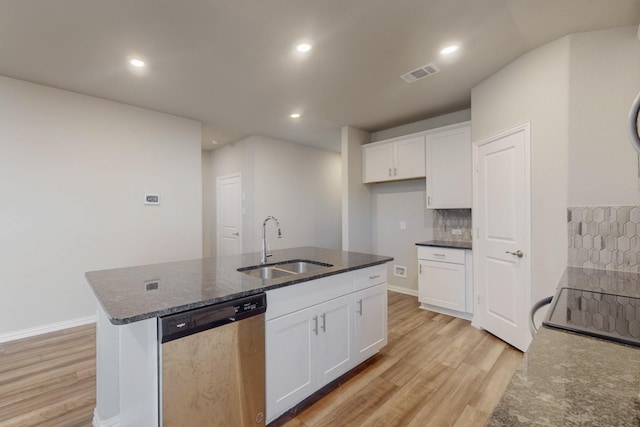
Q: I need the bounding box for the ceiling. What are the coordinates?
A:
[1,0,639,152]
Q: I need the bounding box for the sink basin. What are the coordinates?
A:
[238,259,333,279]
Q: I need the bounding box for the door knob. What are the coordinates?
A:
[506,250,524,258]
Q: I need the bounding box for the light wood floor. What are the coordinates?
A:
[0,292,522,427]
[0,323,96,427]
[270,292,523,427]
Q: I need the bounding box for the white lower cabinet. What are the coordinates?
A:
[265,305,316,418]
[418,260,465,311]
[418,246,473,320]
[265,266,387,423]
[354,284,387,363]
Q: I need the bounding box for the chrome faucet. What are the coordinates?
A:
[261,216,282,264]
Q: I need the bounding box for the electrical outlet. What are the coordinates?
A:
[452,229,462,235]
[400,221,407,230]
[145,280,159,291]
[394,265,407,278]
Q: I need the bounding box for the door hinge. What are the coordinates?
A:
[477,295,481,305]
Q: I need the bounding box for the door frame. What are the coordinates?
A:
[216,173,242,257]
[472,121,532,349]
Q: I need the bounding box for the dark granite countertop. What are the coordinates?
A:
[489,266,640,426]
[86,246,393,325]
[415,240,472,250]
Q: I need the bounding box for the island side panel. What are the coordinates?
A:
[95,305,121,425]
[119,317,159,427]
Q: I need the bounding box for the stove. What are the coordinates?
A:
[543,287,640,347]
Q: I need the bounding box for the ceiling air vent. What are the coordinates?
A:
[400,63,440,83]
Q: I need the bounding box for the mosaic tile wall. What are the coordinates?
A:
[433,209,472,242]
[568,206,640,272]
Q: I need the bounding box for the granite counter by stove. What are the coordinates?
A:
[488,266,640,426]
[86,246,393,324]
[415,240,472,250]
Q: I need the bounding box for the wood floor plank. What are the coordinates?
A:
[452,404,492,427]
[0,324,96,427]
[359,360,453,427]
[289,355,399,426]
[406,362,486,427]
[308,377,398,427]
[466,344,523,414]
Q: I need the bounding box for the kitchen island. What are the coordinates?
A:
[86,246,392,427]
[488,267,640,426]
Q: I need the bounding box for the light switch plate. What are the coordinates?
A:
[144,193,160,205]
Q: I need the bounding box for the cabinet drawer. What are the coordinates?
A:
[417,246,465,264]
[355,265,387,291]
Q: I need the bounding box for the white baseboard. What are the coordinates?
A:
[387,285,418,297]
[93,408,120,427]
[0,315,96,344]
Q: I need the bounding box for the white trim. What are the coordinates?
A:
[419,303,473,321]
[93,408,121,427]
[0,315,96,344]
[387,285,418,297]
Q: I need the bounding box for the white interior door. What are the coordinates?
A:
[216,174,242,257]
[474,123,531,352]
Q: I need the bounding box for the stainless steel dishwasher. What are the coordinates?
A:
[159,293,266,426]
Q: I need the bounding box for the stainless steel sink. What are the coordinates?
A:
[238,259,333,279]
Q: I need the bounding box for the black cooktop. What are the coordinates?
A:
[543,287,640,347]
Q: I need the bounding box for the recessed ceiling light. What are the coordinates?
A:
[440,45,460,56]
[129,58,146,67]
[290,113,301,119]
[295,42,312,53]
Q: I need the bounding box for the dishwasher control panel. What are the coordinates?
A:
[159,293,266,343]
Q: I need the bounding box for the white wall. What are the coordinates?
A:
[568,26,640,206]
[472,36,570,302]
[206,135,342,255]
[371,109,471,142]
[341,126,372,253]
[0,76,203,337]
[371,180,433,293]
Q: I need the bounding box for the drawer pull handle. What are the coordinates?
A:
[433,253,446,257]
[321,313,326,332]
[369,274,380,279]
[358,299,363,316]
[313,316,318,335]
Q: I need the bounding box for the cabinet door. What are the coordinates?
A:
[394,136,425,180]
[419,260,466,311]
[426,124,471,209]
[354,284,387,364]
[266,306,316,422]
[363,143,394,183]
[316,294,353,387]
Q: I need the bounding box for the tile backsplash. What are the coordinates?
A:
[568,206,640,272]
[433,209,472,242]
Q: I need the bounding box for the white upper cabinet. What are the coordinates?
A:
[425,123,472,209]
[362,135,425,183]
